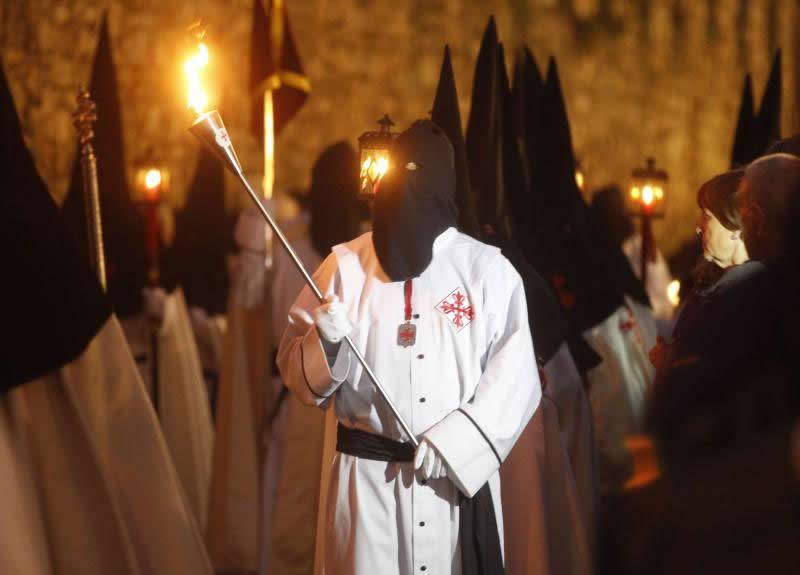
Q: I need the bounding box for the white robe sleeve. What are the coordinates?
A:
[277,253,352,407]
[424,255,541,497]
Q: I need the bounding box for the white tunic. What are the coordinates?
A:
[278,227,540,574]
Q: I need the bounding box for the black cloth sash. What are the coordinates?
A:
[336,424,504,574]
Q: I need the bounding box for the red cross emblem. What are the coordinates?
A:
[435,288,475,332]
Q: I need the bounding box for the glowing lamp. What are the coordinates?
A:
[629,157,668,217]
[358,114,395,198]
[134,153,169,204]
[629,157,668,286]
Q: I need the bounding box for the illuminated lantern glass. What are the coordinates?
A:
[629,157,668,217]
[357,114,395,198]
[134,150,169,204]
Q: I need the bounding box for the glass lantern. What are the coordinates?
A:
[358,114,395,198]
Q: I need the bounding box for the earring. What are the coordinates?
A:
[730,232,738,240]
[695,227,702,236]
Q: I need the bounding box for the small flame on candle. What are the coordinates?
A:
[642,185,654,206]
[185,42,209,115]
[145,169,162,190]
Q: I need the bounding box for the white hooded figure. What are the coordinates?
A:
[278,121,540,574]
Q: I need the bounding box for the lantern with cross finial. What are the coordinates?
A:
[358,114,396,198]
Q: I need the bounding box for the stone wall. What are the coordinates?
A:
[1,0,798,256]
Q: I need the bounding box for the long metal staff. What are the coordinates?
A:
[72,87,107,291]
[189,110,418,447]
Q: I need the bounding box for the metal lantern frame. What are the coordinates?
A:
[628,156,669,286]
[628,156,668,218]
[357,114,396,198]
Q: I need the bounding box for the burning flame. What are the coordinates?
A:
[642,185,654,206]
[145,169,162,190]
[360,154,389,192]
[185,42,209,115]
[667,280,681,307]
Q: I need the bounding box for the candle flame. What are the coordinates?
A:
[642,185,654,206]
[185,42,209,115]
[360,153,390,194]
[145,169,162,190]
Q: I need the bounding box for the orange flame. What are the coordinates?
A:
[185,42,209,115]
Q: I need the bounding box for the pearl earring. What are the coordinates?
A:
[730,232,738,240]
[696,227,702,236]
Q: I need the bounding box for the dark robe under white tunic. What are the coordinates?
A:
[278,227,540,574]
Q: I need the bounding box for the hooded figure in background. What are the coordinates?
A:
[278,119,540,575]
[461,22,595,574]
[0,57,212,575]
[61,15,214,535]
[590,185,675,321]
[261,141,362,575]
[522,55,657,496]
[161,138,234,413]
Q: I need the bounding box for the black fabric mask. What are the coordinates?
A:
[372,120,458,281]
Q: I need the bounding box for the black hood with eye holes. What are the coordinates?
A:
[372,120,458,282]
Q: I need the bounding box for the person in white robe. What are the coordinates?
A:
[0,59,212,574]
[278,121,540,574]
[263,141,363,575]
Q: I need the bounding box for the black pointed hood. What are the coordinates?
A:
[465,16,502,234]
[731,74,756,167]
[756,49,782,154]
[499,43,530,239]
[431,45,479,238]
[308,141,362,257]
[162,143,231,316]
[63,14,148,318]
[0,61,110,392]
[524,58,648,333]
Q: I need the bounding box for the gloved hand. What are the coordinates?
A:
[312,294,352,344]
[414,438,448,480]
[142,287,167,322]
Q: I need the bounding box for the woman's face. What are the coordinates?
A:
[700,208,742,267]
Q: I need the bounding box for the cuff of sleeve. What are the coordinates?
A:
[424,409,500,498]
[300,326,350,399]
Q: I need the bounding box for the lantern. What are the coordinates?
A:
[628,157,668,218]
[134,150,170,286]
[357,114,395,198]
[629,157,668,286]
[134,149,170,205]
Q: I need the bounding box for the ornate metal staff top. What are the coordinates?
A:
[72,87,107,292]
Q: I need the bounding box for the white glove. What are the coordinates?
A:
[312,294,352,344]
[414,438,448,480]
[142,287,167,322]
